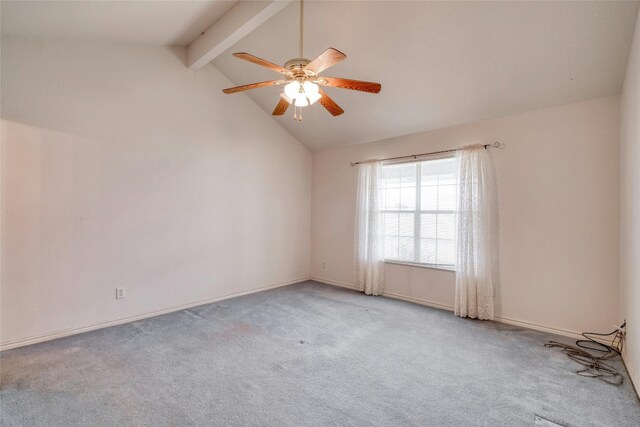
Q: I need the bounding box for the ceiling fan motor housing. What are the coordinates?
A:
[284,58,315,79]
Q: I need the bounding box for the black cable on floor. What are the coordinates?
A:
[544,322,625,386]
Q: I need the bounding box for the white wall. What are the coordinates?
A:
[312,96,620,338]
[0,33,629,361]
[0,37,311,349]
[620,9,640,393]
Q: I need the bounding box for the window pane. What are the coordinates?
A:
[381,157,456,268]
[382,166,401,186]
[399,213,414,237]
[385,188,400,210]
[438,184,456,211]
[421,170,438,186]
[421,186,437,211]
[400,187,416,210]
[385,235,399,260]
[384,213,399,236]
[438,171,456,185]
[399,237,415,261]
[419,238,436,264]
[400,164,417,186]
[437,239,455,265]
[421,214,437,239]
[421,158,454,175]
[438,214,456,240]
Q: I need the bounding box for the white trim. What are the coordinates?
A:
[312,277,602,343]
[310,276,359,290]
[493,315,588,342]
[382,290,454,312]
[385,260,456,272]
[387,292,606,342]
[622,348,640,399]
[0,277,309,352]
[386,291,598,342]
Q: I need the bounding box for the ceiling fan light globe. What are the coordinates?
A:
[307,92,322,105]
[303,81,320,95]
[294,94,309,107]
[284,81,301,99]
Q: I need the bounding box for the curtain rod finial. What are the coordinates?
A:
[486,141,505,149]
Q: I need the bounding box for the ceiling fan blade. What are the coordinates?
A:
[318,89,344,116]
[305,48,346,75]
[222,80,284,94]
[272,98,290,116]
[233,52,289,74]
[320,77,381,94]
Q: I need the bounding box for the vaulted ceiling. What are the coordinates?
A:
[212,1,639,150]
[0,1,237,46]
[2,1,639,151]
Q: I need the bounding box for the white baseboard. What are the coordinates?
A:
[384,291,589,340]
[382,290,455,312]
[311,277,597,342]
[493,315,594,342]
[0,277,310,352]
[310,276,359,290]
[622,349,640,399]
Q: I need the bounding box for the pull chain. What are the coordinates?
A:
[293,106,302,122]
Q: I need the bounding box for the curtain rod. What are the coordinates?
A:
[349,142,505,167]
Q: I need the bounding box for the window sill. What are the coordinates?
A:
[385,260,456,272]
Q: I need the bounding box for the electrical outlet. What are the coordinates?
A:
[116,287,126,299]
[322,261,326,269]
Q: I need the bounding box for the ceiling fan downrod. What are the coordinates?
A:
[299,0,304,59]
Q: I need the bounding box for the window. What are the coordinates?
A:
[379,157,457,269]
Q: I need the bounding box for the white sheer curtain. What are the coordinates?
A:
[354,161,385,295]
[455,145,498,320]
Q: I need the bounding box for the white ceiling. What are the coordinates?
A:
[0,1,237,46]
[213,1,639,150]
[1,1,638,151]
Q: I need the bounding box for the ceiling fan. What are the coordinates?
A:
[222,0,381,120]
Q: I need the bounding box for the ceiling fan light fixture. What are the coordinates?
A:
[306,91,322,105]
[284,80,321,107]
[303,81,319,95]
[222,0,380,119]
[284,81,301,99]
[303,81,321,104]
[294,94,309,107]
